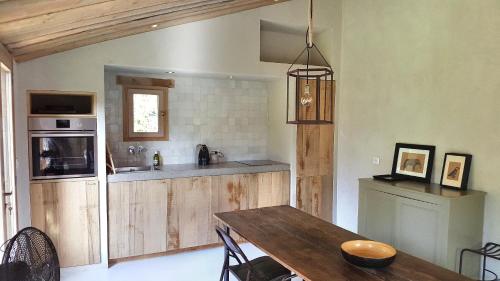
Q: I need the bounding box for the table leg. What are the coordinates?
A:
[224,226,230,281]
[482,255,487,281]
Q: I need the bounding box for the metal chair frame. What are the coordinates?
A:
[215,226,296,281]
[459,242,500,281]
[1,227,60,281]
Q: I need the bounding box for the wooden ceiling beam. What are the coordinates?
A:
[0,43,13,70]
[5,0,230,49]
[10,0,237,55]
[0,0,199,42]
[117,75,175,88]
[13,0,282,61]
[0,0,111,23]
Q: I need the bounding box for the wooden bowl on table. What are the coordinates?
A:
[341,240,397,268]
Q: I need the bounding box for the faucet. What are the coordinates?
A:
[128,145,145,155]
[128,146,136,155]
[137,145,145,154]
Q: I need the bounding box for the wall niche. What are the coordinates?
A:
[260,20,328,66]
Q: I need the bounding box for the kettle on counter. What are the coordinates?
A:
[196,144,210,166]
[210,151,225,164]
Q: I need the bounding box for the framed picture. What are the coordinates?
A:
[391,143,435,183]
[440,153,472,190]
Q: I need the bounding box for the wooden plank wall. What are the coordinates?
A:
[296,81,335,222]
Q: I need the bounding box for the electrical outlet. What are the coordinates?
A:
[372,157,380,165]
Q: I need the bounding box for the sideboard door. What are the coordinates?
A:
[358,187,396,245]
[394,196,444,265]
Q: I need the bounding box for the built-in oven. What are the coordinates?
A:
[28,117,97,180]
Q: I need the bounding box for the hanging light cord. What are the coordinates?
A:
[287,0,331,75]
[305,0,313,86]
[306,32,310,85]
[306,0,313,48]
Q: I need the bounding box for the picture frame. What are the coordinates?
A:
[391,143,435,183]
[440,153,472,190]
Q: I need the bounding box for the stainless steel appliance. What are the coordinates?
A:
[29,117,97,180]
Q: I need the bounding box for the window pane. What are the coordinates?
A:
[133,93,159,133]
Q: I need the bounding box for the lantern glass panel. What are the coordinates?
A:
[287,73,298,123]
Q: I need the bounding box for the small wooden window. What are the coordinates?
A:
[123,86,168,141]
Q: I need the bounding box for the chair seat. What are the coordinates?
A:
[229,256,291,281]
[0,261,31,281]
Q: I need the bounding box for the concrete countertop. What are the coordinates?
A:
[107,160,290,183]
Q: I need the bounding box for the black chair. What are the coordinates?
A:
[215,226,295,281]
[459,242,500,281]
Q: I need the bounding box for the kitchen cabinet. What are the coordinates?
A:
[211,174,253,243]
[30,178,100,267]
[167,176,213,250]
[358,179,485,277]
[166,171,290,250]
[251,172,290,208]
[108,179,168,259]
[107,171,290,262]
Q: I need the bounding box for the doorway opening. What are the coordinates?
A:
[0,63,17,244]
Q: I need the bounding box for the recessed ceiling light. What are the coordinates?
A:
[229,75,234,79]
[151,24,158,28]
[166,71,175,74]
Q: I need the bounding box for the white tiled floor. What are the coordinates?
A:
[62,244,265,281]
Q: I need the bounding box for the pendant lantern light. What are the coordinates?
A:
[286,0,334,125]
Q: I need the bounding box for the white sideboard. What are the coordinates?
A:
[358,178,485,278]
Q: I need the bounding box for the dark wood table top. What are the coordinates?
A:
[214,205,472,281]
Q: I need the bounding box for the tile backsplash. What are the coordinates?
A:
[105,71,270,166]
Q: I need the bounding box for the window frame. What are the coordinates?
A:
[122,85,169,141]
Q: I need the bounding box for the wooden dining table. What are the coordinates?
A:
[214,205,472,281]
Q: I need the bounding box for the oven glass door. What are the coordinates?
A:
[30,132,96,179]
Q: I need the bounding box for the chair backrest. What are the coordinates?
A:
[215,226,251,265]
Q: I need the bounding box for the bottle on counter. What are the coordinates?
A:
[153,151,161,169]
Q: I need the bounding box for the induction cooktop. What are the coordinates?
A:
[236,160,276,166]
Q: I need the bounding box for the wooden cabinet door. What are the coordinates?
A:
[108,181,132,259]
[250,171,290,209]
[358,187,396,245]
[138,180,168,255]
[215,174,252,213]
[167,177,213,250]
[213,174,254,242]
[30,180,100,267]
[108,180,168,259]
